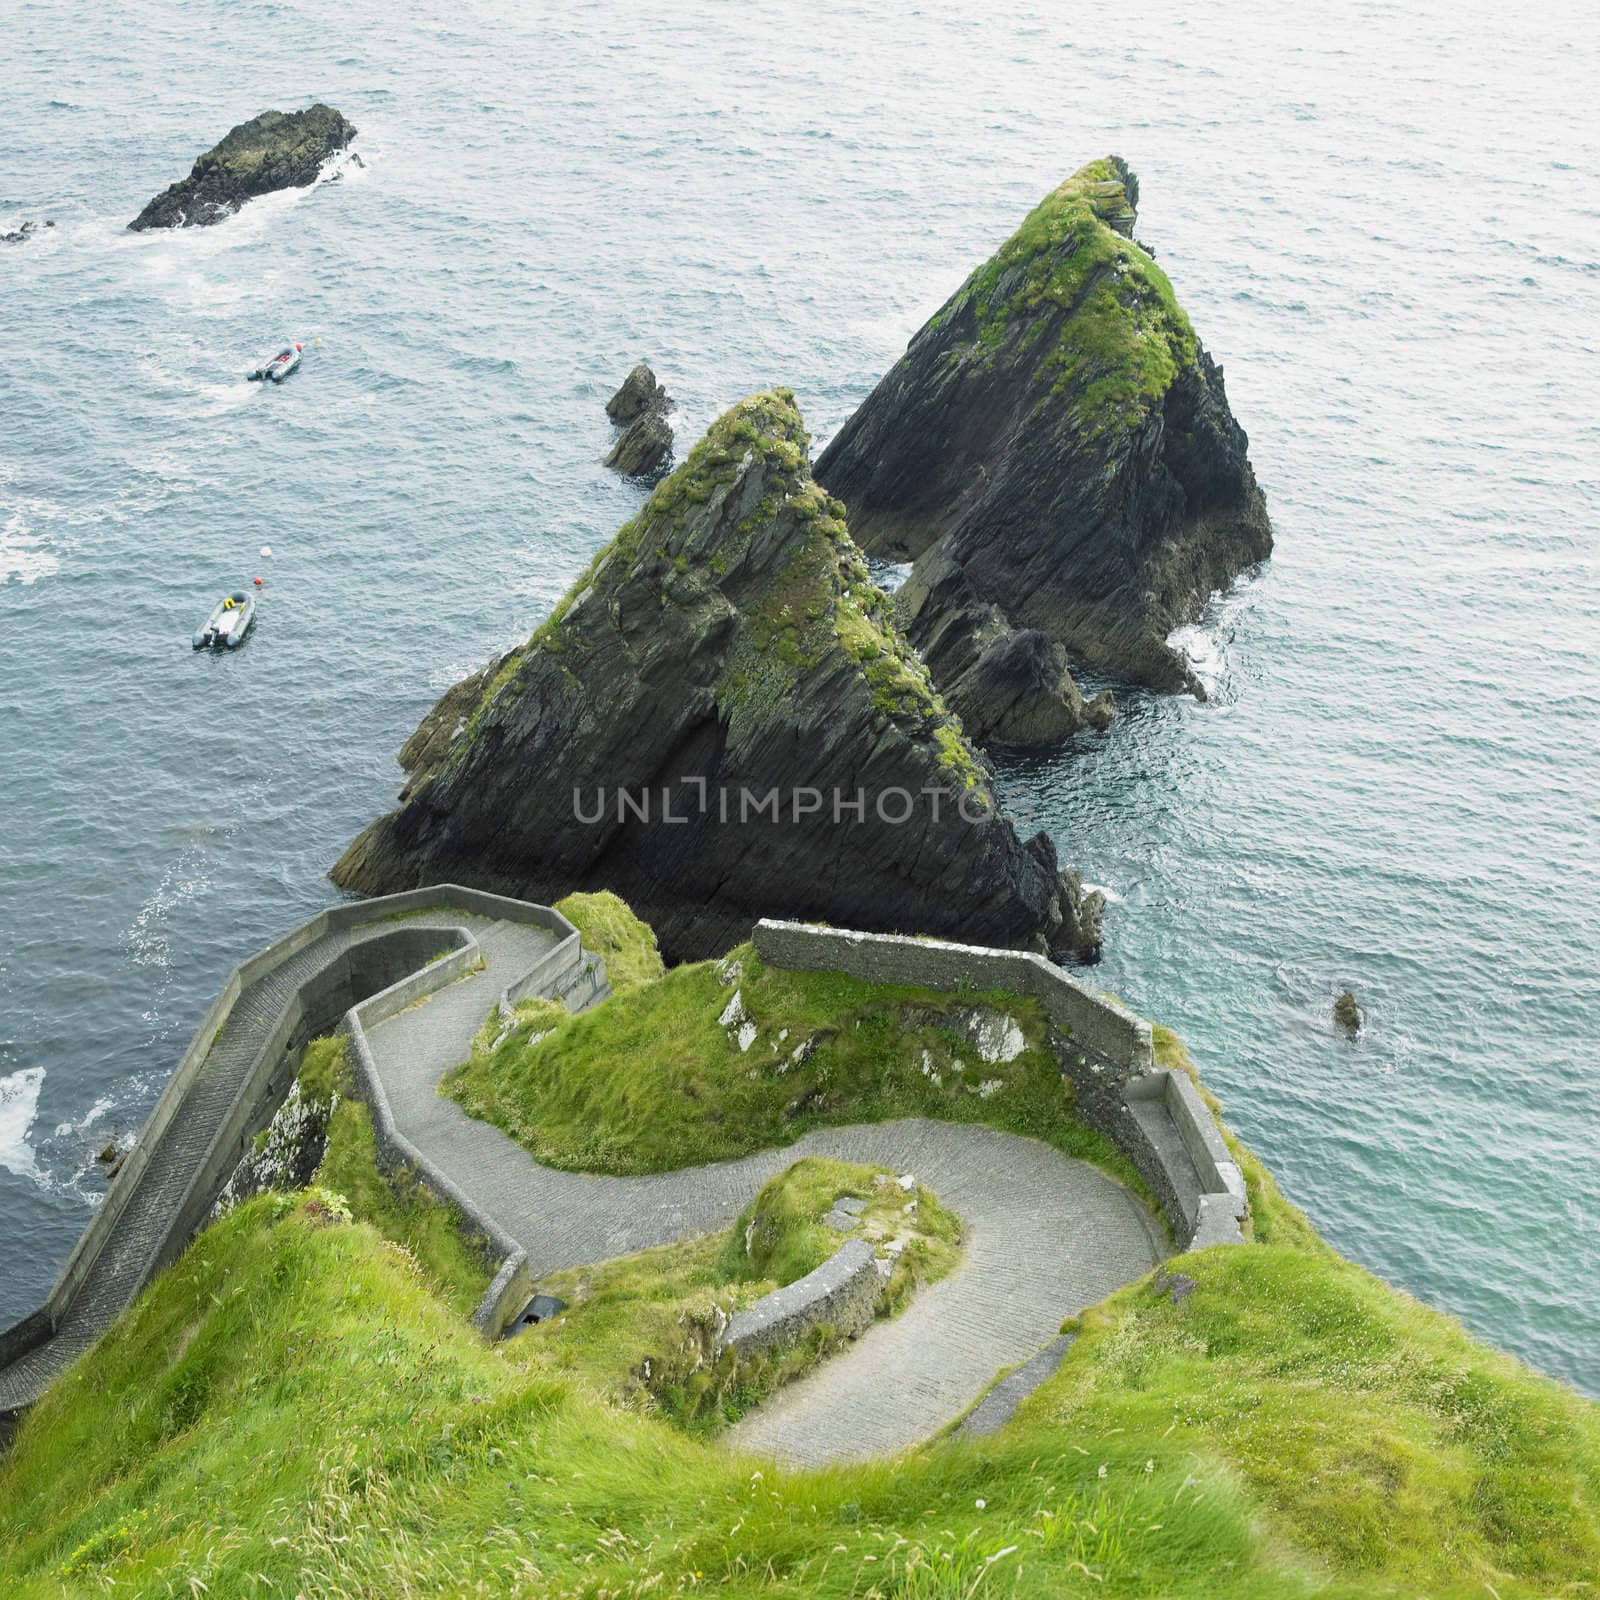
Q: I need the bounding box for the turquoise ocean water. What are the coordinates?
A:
[2,0,1596,1395]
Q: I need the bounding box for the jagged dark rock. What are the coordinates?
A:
[606,404,674,477]
[334,390,1103,963]
[2,220,53,244]
[1333,990,1362,1038]
[128,105,356,231]
[895,552,1114,750]
[605,364,674,476]
[606,363,666,423]
[817,156,1270,698]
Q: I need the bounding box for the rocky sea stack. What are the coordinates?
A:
[604,363,675,477]
[128,105,356,231]
[817,157,1271,701]
[333,390,1102,962]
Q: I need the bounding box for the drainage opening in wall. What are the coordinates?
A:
[504,1293,567,1338]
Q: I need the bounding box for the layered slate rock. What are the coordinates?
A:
[817,157,1270,697]
[896,552,1114,750]
[604,363,674,477]
[334,390,1103,962]
[128,105,356,230]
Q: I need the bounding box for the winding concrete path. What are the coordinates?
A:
[364,923,1167,1466]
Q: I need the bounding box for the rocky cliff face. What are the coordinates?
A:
[817,157,1270,698]
[129,105,356,231]
[333,391,1103,962]
[605,364,675,476]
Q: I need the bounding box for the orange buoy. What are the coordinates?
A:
[254,577,262,586]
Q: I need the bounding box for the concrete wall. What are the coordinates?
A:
[752,920,1247,1252]
[0,886,584,1379]
[342,954,535,1340]
[720,1238,880,1359]
[752,921,1154,1073]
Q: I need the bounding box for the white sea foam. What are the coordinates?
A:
[52,1094,116,1140]
[124,840,218,979]
[1167,621,1224,699]
[0,1068,46,1180]
[1081,882,1125,905]
[0,510,61,585]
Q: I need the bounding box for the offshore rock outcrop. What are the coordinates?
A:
[334,390,1103,962]
[817,157,1270,699]
[2,220,53,244]
[605,363,675,477]
[896,552,1114,750]
[128,105,356,230]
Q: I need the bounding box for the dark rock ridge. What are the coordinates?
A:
[333,390,1103,963]
[817,156,1271,698]
[605,363,675,477]
[2,220,54,244]
[128,105,356,231]
[896,552,1114,751]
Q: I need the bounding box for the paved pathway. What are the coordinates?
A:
[0,913,542,1413]
[365,933,1167,1466]
[3,904,1166,1462]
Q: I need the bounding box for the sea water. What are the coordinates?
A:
[2,0,1596,1395]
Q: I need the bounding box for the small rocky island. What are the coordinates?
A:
[333,390,1103,961]
[128,105,356,231]
[817,157,1270,709]
[604,363,675,477]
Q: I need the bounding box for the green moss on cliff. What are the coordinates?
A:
[963,158,1197,432]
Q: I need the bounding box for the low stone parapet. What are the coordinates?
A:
[720,1238,880,1359]
[751,919,1247,1252]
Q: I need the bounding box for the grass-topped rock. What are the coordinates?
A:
[334,390,1104,960]
[443,934,1145,1196]
[128,105,357,231]
[818,156,1272,700]
[517,1157,960,1432]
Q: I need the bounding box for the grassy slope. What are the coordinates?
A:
[304,1036,494,1317]
[553,889,665,992]
[522,1158,962,1434]
[4,978,1597,1593]
[4,1143,1595,1596]
[441,940,1152,1204]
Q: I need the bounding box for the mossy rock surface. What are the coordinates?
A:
[818,155,1271,696]
[334,391,1100,962]
[128,105,356,230]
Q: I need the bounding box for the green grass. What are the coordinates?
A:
[959,156,1198,432]
[440,940,1149,1203]
[4,939,1595,1595]
[518,1158,962,1434]
[303,1036,495,1318]
[552,889,664,991]
[5,1161,1596,1596]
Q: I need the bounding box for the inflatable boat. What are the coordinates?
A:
[248,343,301,383]
[193,592,256,650]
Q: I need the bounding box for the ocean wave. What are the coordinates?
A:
[0,509,62,585]
[0,1067,45,1180]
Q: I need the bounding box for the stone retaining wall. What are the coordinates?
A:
[1,887,583,1393]
[341,945,534,1340]
[720,1238,880,1359]
[752,920,1247,1251]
